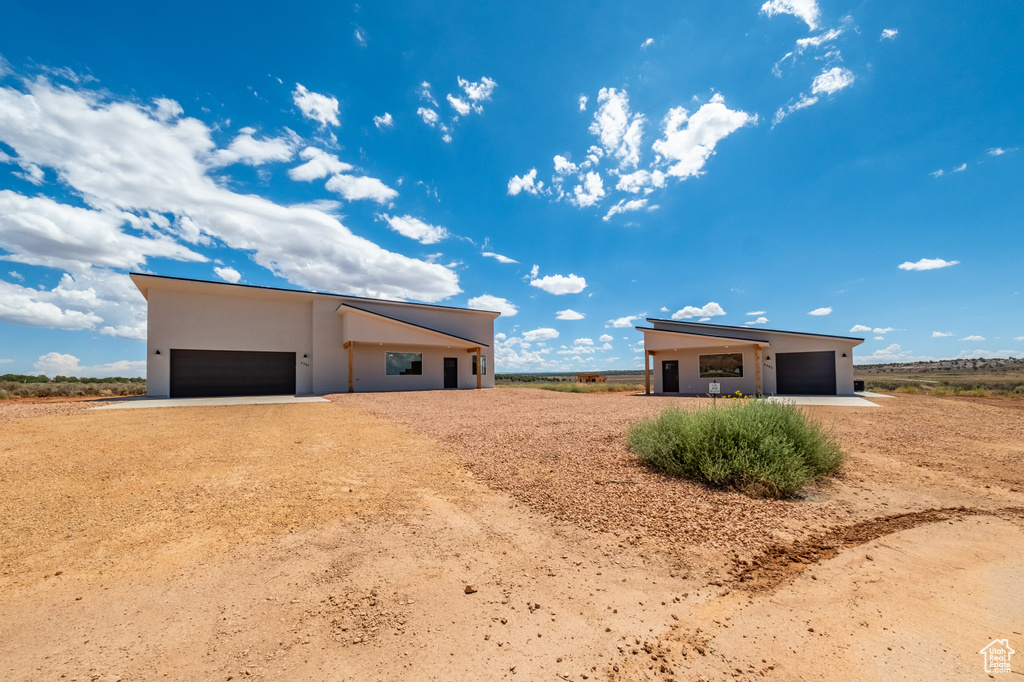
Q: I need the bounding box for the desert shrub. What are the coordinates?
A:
[896,385,921,394]
[0,380,146,399]
[930,386,952,397]
[626,401,844,499]
[1013,385,1024,395]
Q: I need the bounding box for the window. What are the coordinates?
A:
[472,354,486,375]
[385,352,422,375]
[699,352,743,378]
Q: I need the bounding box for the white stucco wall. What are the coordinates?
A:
[146,287,315,397]
[138,275,496,396]
[644,320,860,396]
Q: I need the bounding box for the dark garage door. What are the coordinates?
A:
[170,349,296,398]
[776,351,836,395]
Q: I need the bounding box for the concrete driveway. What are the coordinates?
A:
[91,395,329,410]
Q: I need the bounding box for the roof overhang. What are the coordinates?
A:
[636,326,771,353]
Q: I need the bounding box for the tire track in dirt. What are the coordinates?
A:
[727,506,1024,592]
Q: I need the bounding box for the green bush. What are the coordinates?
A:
[626,400,844,499]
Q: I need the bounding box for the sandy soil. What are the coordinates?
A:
[0,391,1021,681]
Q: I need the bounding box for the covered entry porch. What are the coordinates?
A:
[639,327,770,396]
[338,304,489,393]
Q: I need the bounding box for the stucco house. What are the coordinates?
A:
[636,318,863,396]
[131,273,498,398]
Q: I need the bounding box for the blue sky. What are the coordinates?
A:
[1,0,1022,377]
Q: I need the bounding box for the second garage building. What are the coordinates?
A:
[637,318,863,396]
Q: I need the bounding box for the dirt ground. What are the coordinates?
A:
[0,391,1021,681]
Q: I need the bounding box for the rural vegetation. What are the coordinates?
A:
[496,370,646,393]
[856,357,1024,396]
[0,374,146,400]
[627,400,845,499]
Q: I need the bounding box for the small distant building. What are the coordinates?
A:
[575,373,607,383]
[636,318,863,396]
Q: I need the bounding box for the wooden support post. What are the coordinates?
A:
[467,346,482,389]
[645,350,652,395]
[754,344,762,396]
[343,341,354,393]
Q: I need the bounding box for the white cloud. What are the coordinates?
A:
[615,169,666,194]
[292,84,340,127]
[214,266,241,283]
[812,67,856,95]
[952,163,967,172]
[671,302,726,319]
[373,112,394,129]
[746,310,766,316]
[588,88,645,169]
[744,316,769,325]
[0,278,104,331]
[796,28,843,51]
[0,270,148,339]
[774,67,855,125]
[759,0,821,30]
[33,352,146,379]
[457,76,497,104]
[641,38,655,49]
[929,169,944,178]
[603,198,652,221]
[508,168,544,196]
[1015,336,1024,341]
[523,327,560,342]
[467,294,517,317]
[416,107,439,126]
[607,314,644,328]
[808,307,832,316]
[8,271,24,281]
[880,28,899,41]
[0,191,204,273]
[325,174,399,203]
[556,309,585,320]
[353,27,367,47]
[987,147,1009,156]
[378,214,449,244]
[553,155,578,175]
[652,94,756,179]
[961,335,985,341]
[288,147,354,181]
[0,77,459,304]
[482,251,518,264]
[932,331,953,338]
[599,334,614,343]
[212,127,297,167]
[447,94,471,116]
[418,82,437,107]
[898,258,960,271]
[574,338,594,346]
[572,171,605,207]
[578,95,588,112]
[850,325,871,332]
[530,273,587,295]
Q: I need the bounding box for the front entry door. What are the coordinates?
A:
[444,357,458,389]
[662,360,679,393]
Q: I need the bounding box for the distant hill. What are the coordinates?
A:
[856,357,1024,375]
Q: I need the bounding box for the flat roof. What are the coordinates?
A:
[644,318,864,343]
[130,272,501,318]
